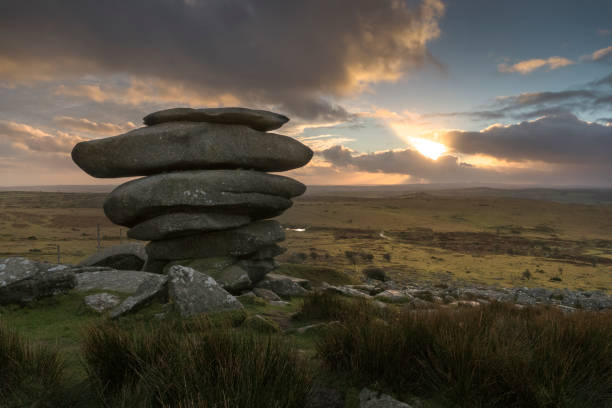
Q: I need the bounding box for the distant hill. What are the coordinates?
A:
[1,184,611,205]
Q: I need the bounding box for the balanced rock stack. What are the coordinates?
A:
[71,107,312,292]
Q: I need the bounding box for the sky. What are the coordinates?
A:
[0,0,611,187]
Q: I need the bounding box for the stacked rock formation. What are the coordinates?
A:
[72,107,312,292]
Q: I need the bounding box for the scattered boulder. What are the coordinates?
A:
[252,287,282,301]
[375,290,410,303]
[143,107,289,131]
[0,258,76,304]
[76,243,147,271]
[167,265,243,317]
[83,292,121,313]
[75,269,165,294]
[72,122,312,178]
[321,283,371,299]
[206,264,252,294]
[242,314,281,334]
[109,274,168,318]
[359,388,413,408]
[255,273,309,298]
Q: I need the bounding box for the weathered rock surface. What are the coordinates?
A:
[75,269,165,294]
[128,212,252,241]
[163,257,237,276]
[84,292,121,313]
[255,273,308,298]
[239,258,278,283]
[167,265,243,317]
[77,243,147,271]
[104,170,302,227]
[143,107,289,131]
[146,220,285,260]
[359,388,413,408]
[72,122,312,178]
[0,258,76,304]
[109,274,168,318]
[252,287,281,301]
[205,264,252,294]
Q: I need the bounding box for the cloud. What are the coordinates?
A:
[583,45,612,61]
[319,145,507,182]
[442,114,612,165]
[0,0,445,121]
[599,29,611,36]
[297,134,356,151]
[53,116,136,135]
[498,57,574,74]
[0,121,85,153]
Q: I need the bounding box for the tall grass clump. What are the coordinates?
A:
[83,318,312,407]
[294,292,393,322]
[0,322,67,407]
[317,302,612,407]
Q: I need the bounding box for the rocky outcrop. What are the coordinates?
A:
[0,258,76,304]
[143,107,289,131]
[72,107,311,289]
[72,121,311,177]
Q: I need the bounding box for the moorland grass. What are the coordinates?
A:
[314,297,612,407]
[83,318,313,408]
[0,322,67,407]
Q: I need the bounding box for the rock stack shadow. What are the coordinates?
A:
[72,107,312,294]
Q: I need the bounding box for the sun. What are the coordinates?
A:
[409,137,447,160]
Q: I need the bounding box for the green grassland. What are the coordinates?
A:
[1,190,612,293]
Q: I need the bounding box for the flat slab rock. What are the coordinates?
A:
[71,121,312,178]
[146,220,285,261]
[103,170,303,227]
[143,107,289,131]
[75,269,166,294]
[76,243,147,270]
[0,258,76,304]
[167,265,243,317]
[109,274,168,318]
[128,212,252,241]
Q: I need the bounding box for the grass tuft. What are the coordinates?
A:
[316,302,612,407]
[83,318,313,407]
[0,322,67,407]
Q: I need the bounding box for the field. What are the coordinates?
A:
[1,188,611,293]
[1,188,612,407]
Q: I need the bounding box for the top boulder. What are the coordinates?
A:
[143,107,289,132]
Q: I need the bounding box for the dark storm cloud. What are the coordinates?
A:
[0,0,444,121]
[320,145,504,182]
[443,114,612,164]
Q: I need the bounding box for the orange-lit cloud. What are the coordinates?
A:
[0,121,85,153]
[53,116,136,136]
[583,45,612,61]
[498,56,574,74]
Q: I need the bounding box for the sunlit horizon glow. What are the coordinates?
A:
[408,137,447,160]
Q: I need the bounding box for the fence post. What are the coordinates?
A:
[57,244,60,264]
[119,228,123,244]
[97,224,101,251]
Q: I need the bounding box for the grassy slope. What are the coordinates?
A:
[2,191,612,292]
